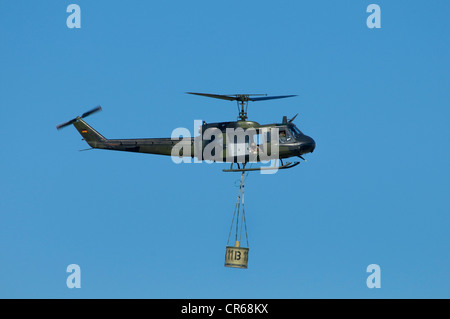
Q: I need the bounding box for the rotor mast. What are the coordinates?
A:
[235,94,266,121]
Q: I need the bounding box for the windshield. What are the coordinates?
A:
[288,124,303,139]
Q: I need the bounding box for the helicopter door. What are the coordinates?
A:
[228,135,249,157]
[255,129,275,159]
[227,134,252,162]
[253,133,262,146]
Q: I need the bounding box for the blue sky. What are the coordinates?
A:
[0,0,449,298]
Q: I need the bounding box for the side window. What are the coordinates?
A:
[279,130,291,143]
[264,131,271,143]
[279,129,294,143]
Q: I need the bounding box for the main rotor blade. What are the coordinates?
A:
[81,105,102,118]
[187,92,296,103]
[249,95,297,102]
[186,92,237,101]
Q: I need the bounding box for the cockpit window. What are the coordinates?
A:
[279,129,294,143]
[288,124,303,139]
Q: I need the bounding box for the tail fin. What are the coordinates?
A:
[73,118,107,148]
[56,106,107,149]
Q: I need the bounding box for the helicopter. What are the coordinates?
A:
[56,92,316,172]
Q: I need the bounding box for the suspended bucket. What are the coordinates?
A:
[225,241,249,269]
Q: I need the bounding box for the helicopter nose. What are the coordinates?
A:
[300,136,316,154]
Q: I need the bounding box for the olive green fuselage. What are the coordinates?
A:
[73,118,315,163]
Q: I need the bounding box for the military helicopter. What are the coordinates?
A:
[56,92,316,172]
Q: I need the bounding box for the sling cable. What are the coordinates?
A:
[225,171,250,269]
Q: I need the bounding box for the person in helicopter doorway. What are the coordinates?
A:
[279,130,287,143]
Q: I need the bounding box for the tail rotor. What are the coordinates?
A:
[56,106,102,130]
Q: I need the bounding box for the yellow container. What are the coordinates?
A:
[225,241,249,269]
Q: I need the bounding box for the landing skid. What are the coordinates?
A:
[222,161,300,173]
